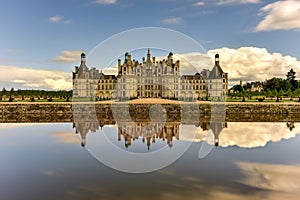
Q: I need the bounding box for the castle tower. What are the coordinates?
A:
[215,54,219,65]
[168,52,173,64]
[118,59,121,75]
[81,52,86,65]
[147,49,151,63]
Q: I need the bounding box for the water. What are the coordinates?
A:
[0,120,300,200]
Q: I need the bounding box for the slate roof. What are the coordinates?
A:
[208,62,224,79]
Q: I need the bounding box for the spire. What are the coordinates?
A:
[215,54,220,65]
[147,49,151,63]
[81,52,86,65]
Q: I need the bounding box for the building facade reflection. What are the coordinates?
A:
[72,115,227,149]
[72,114,298,149]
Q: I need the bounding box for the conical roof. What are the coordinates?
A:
[208,55,224,79]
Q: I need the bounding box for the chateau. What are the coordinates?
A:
[72,50,228,100]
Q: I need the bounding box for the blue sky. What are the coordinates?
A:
[1,0,300,90]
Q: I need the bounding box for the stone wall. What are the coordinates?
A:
[0,103,300,123]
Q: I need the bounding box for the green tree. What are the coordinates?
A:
[294,88,300,97]
[279,89,285,99]
[2,88,7,96]
[287,68,296,81]
[281,79,292,91]
[267,90,273,97]
[232,84,243,93]
[286,68,298,90]
[286,88,292,97]
[272,89,278,98]
[264,78,281,91]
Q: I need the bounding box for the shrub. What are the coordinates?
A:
[30,97,35,102]
[258,98,264,102]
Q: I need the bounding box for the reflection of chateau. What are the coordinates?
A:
[197,121,227,146]
[73,118,227,149]
[118,122,180,150]
[72,50,228,99]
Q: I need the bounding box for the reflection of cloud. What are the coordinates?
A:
[50,131,79,144]
[237,162,300,192]
[0,65,72,90]
[255,1,300,32]
[181,123,300,148]
[220,123,300,148]
[180,125,208,142]
[40,169,61,177]
[0,123,43,130]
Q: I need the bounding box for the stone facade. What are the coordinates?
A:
[72,50,228,100]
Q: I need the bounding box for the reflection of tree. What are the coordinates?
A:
[286,121,295,132]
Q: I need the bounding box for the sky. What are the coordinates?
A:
[0,0,300,90]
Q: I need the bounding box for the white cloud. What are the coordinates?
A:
[173,52,213,74]
[48,15,63,23]
[48,16,72,24]
[255,0,300,32]
[102,66,118,75]
[93,47,300,84]
[217,0,261,5]
[193,1,205,6]
[63,19,73,24]
[52,50,82,63]
[160,17,183,25]
[7,48,18,53]
[93,0,117,5]
[0,65,72,90]
[207,47,300,82]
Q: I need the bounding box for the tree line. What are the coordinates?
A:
[229,69,300,100]
[0,89,72,101]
